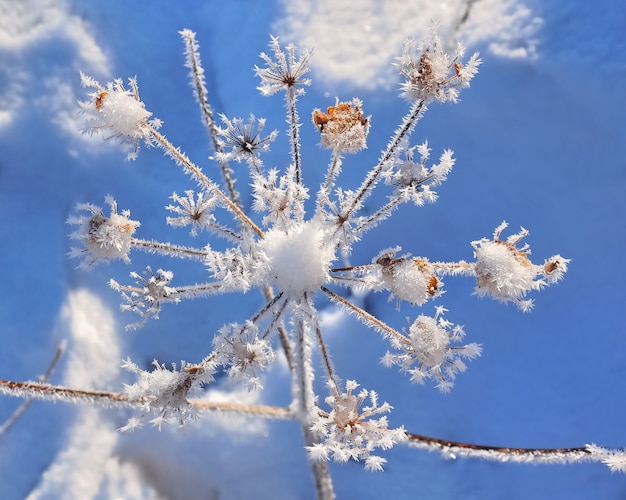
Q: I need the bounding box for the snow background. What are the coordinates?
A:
[0,0,625,498]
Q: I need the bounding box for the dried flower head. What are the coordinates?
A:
[110,266,179,330]
[79,73,162,159]
[121,357,215,429]
[212,322,276,391]
[382,307,482,393]
[471,221,569,311]
[166,190,219,237]
[397,29,481,103]
[67,195,140,268]
[312,98,370,153]
[383,140,455,206]
[255,35,312,96]
[374,248,442,306]
[308,380,407,472]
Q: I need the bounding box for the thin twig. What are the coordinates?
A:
[405,432,595,465]
[287,87,303,184]
[0,341,66,436]
[0,380,293,419]
[180,29,242,207]
[131,238,210,260]
[320,286,409,343]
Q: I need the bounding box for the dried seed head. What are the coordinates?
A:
[312,98,370,153]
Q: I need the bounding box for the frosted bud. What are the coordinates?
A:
[396,29,480,103]
[312,98,370,153]
[381,307,482,392]
[308,380,407,472]
[375,249,441,305]
[212,322,276,391]
[471,222,568,311]
[543,254,570,284]
[68,196,140,268]
[80,73,162,159]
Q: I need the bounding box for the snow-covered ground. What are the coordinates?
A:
[1,0,625,498]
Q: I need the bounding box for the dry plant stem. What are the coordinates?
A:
[263,284,295,371]
[131,238,210,260]
[161,283,222,301]
[259,297,290,341]
[180,31,241,208]
[431,261,474,274]
[320,151,342,201]
[286,87,303,184]
[405,432,595,465]
[309,460,335,500]
[204,222,244,242]
[454,0,478,35]
[0,380,140,408]
[0,380,292,419]
[314,321,337,385]
[321,286,410,344]
[341,99,426,221]
[148,128,264,238]
[0,341,66,436]
[354,196,402,235]
[292,296,336,500]
[249,291,285,326]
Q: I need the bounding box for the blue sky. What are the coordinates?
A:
[0,0,625,498]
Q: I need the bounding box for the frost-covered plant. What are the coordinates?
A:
[2,27,624,500]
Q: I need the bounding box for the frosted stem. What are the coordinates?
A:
[291,298,336,500]
[131,238,210,260]
[180,29,242,207]
[405,432,598,466]
[340,99,426,222]
[321,286,409,344]
[0,379,295,419]
[354,196,402,235]
[0,341,66,436]
[286,87,303,185]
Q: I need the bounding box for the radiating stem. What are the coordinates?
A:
[353,196,402,235]
[314,321,337,386]
[340,99,426,223]
[316,150,342,215]
[321,286,409,344]
[131,238,210,260]
[149,128,264,238]
[291,296,335,500]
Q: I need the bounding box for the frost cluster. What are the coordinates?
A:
[67,195,140,268]
[309,380,408,472]
[63,27,575,483]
